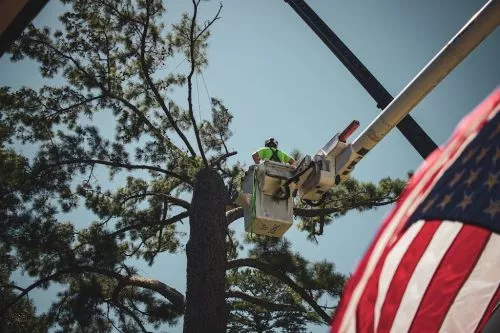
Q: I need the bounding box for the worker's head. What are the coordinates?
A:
[265,137,278,149]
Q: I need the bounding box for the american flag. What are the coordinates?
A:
[331,88,500,333]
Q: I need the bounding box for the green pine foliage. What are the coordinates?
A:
[0,1,407,331]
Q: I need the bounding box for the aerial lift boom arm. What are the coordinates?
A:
[241,0,499,237]
[294,0,499,202]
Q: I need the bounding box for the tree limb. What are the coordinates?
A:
[106,211,189,239]
[194,3,223,42]
[294,198,398,217]
[0,265,185,316]
[227,258,331,324]
[226,290,304,312]
[293,207,341,218]
[45,94,104,120]
[107,300,151,333]
[43,158,192,186]
[226,207,243,226]
[111,274,184,313]
[118,191,191,210]
[27,36,184,159]
[225,196,398,226]
[210,151,237,168]
[187,0,209,167]
[0,284,26,293]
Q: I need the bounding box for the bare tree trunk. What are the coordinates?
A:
[183,168,228,333]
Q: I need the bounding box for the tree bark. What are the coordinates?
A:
[184,168,228,333]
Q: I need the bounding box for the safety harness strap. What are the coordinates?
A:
[270,148,281,162]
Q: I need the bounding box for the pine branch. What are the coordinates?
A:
[107,300,151,333]
[225,195,398,227]
[138,1,197,158]
[210,151,237,168]
[0,265,185,316]
[226,207,243,226]
[294,197,398,217]
[110,274,184,313]
[106,211,189,239]
[226,290,304,312]
[227,258,331,324]
[187,0,213,167]
[44,94,104,120]
[43,158,193,185]
[118,191,191,210]
[27,36,185,158]
[0,284,26,292]
[194,3,223,42]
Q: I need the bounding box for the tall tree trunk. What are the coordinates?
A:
[184,168,228,333]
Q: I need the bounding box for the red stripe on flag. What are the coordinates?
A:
[355,221,429,332]
[331,202,406,331]
[407,225,491,332]
[475,285,500,333]
[375,221,441,333]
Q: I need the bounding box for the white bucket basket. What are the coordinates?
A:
[242,161,295,238]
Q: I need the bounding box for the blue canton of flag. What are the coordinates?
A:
[409,111,500,234]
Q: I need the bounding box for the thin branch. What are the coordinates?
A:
[316,215,325,236]
[28,36,185,158]
[93,0,142,25]
[41,293,71,331]
[220,133,229,155]
[124,239,145,257]
[137,2,197,158]
[83,163,95,187]
[0,284,26,293]
[107,304,126,333]
[293,207,341,217]
[226,195,397,227]
[226,290,304,312]
[194,3,223,42]
[227,258,330,324]
[109,300,151,333]
[106,91,185,156]
[118,191,190,210]
[43,158,193,186]
[294,198,398,217]
[45,94,104,120]
[106,211,189,239]
[187,0,209,167]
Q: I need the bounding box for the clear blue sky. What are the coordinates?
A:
[1,0,499,332]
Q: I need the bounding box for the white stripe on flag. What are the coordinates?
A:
[374,220,426,330]
[390,222,462,333]
[439,232,500,333]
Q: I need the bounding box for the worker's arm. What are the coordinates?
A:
[280,151,296,167]
[252,152,261,164]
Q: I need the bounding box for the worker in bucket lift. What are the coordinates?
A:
[252,138,296,167]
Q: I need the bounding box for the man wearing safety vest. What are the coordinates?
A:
[252,138,296,167]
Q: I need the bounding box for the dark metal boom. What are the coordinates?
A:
[284,0,438,158]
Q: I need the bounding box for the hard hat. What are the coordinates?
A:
[265,137,278,148]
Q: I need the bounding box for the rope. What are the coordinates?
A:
[200,71,211,105]
[196,73,202,122]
